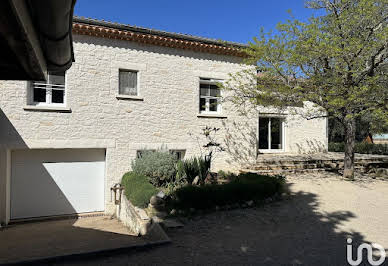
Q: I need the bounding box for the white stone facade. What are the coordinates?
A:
[0,33,327,224]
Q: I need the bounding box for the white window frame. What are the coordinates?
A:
[28,73,67,107]
[258,116,286,153]
[199,78,222,114]
[118,69,140,97]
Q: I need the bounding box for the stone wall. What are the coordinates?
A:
[116,195,151,236]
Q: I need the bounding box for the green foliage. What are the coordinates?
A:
[170,173,285,210]
[223,0,388,179]
[131,150,177,187]
[175,156,211,184]
[175,160,186,181]
[329,142,388,155]
[180,158,199,184]
[121,172,158,208]
[197,156,211,182]
[217,170,237,180]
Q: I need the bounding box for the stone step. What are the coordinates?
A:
[151,216,184,229]
[241,168,332,175]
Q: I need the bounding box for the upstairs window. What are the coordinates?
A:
[30,72,66,106]
[199,78,221,113]
[119,69,138,96]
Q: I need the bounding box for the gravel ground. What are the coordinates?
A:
[49,173,388,266]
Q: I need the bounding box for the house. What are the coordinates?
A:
[0,17,327,226]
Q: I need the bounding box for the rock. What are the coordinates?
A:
[192,176,200,186]
[375,168,388,177]
[134,207,150,220]
[161,218,184,229]
[204,172,217,184]
[170,209,177,215]
[156,191,166,199]
[246,200,254,207]
[151,216,164,223]
[155,211,168,218]
[150,195,164,206]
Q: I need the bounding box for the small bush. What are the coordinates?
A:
[131,150,177,186]
[197,156,211,182]
[170,173,285,210]
[217,170,237,180]
[329,142,388,155]
[180,158,199,184]
[121,172,158,208]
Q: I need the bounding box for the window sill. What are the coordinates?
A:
[23,105,72,113]
[116,95,144,101]
[197,113,227,119]
[258,150,286,154]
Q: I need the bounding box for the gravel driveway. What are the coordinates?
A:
[50,173,388,266]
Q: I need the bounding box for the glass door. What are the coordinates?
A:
[258,117,284,152]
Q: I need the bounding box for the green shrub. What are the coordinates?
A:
[180,158,199,184]
[217,170,237,180]
[174,156,212,184]
[121,172,158,208]
[170,173,285,210]
[131,150,177,186]
[197,156,211,182]
[329,142,388,155]
[328,142,345,152]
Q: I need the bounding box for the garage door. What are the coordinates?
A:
[11,149,105,220]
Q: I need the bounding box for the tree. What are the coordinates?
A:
[224,0,388,179]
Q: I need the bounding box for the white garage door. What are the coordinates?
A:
[11,149,105,220]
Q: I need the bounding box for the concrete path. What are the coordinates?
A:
[45,174,388,266]
[0,216,169,265]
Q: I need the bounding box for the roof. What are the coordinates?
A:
[72,17,247,57]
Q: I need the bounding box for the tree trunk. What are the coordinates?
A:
[343,117,356,180]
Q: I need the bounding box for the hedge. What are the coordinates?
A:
[170,173,285,210]
[121,172,158,208]
[329,142,388,155]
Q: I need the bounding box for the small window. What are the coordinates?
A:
[119,70,138,96]
[199,78,221,113]
[136,150,156,158]
[170,150,186,160]
[30,72,66,106]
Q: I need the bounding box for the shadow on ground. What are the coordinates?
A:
[41,180,387,266]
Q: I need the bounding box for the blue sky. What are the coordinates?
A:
[75,0,319,44]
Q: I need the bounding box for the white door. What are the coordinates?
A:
[11,149,105,220]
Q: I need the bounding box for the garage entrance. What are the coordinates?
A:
[11,149,105,220]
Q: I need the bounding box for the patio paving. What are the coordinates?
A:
[0,215,170,265]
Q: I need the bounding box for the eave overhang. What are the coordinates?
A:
[73,17,247,57]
